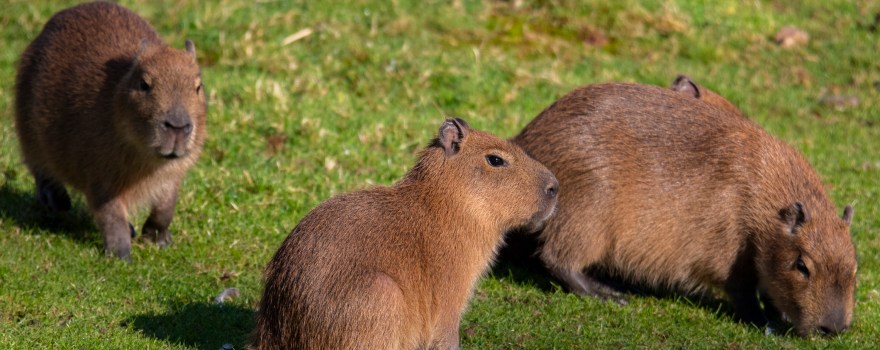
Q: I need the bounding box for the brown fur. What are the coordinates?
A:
[513,82,856,337]
[671,74,744,116]
[251,118,558,350]
[14,1,206,260]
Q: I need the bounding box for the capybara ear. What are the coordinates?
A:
[779,202,810,233]
[842,205,854,225]
[185,40,196,60]
[671,74,702,98]
[438,118,470,157]
[134,39,150,63]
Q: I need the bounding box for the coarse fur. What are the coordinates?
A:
[251,118,558,350]
[14,1,206,260]
[513,82,856,337]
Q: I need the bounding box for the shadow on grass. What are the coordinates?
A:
[493,231,795,335]
[0,183,97,244]
[129,302,255,350]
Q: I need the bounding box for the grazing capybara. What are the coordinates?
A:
[14,2,206,260]
[671,74,743,116]
[513,82,856,337]
[252,118,558,350]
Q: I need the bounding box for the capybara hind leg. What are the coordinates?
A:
[35,173,70,212]
[141,187,179,247]
[92,199,132,260]
[550,267,625,304]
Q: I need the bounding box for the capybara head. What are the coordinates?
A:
[757,202,856,337]
[117,40,205,159]
[420,118,558,232]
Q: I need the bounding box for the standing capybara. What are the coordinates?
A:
[14,1,206,260]
[671,74,744,116]
[513,82,856,337]
[252,118,558,350]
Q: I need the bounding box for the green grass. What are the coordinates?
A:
[1,0,878,348]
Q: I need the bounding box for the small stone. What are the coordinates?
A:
[215,288,240,304]
[775,26,809,48]
[819,94,859,109]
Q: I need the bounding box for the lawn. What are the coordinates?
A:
[1,0,878,348]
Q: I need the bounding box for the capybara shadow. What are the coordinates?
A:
[0,183,97,244]
[129,302,254,350]
[14,1,207,260]
[251,118,558,350]
[513,82,856,337]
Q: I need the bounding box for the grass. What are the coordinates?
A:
[1,0,878,348]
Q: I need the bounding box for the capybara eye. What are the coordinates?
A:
[196,83,202,94]
[139,78,151,92]
[796,257,810,277]
[486,155,506,167]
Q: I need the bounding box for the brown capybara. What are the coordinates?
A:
[513,82,856,337]
[671,74,744,116]
[251,118,558,350]
[14,2,206,260]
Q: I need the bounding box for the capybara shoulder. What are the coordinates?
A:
[14,1,207,259]
[513,82,856,337]
[252,118,557,350]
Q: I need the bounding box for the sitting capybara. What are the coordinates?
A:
[513,82,856,337]
[14,2,206,260]
[671,74,743,116]
[252,118,558,350]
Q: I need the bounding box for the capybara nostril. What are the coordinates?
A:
[164,118,193,135]
[545,177,559,198]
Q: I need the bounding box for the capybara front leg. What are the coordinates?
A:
[92,199,132,260]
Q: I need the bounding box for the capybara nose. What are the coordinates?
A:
[817,310,850,336]
[545,176,559,198]
[163,119,193,135]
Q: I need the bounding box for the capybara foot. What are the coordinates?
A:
[105,239,132,262]
[551,267,627,304]
[142,222,173,247]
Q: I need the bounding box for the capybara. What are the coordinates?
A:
[252,118,558,350]
[14,2,206,260]
[513,82,856,337]
[671,74,743,116]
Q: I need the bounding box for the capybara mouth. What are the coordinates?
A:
[522,202,557,233]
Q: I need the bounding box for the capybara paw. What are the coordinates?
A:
[142,223,173,247]
[105,242,132,262]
